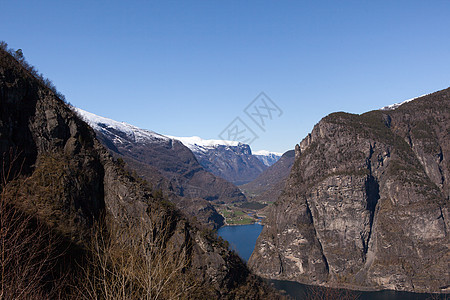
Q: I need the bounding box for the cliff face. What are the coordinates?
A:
[249,90,449,293]
[0,48,279,298]
[192,143,268,186]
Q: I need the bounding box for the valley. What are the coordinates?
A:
[1,14,449,297]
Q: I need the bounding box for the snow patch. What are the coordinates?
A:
[167,135,241,153]
[380,94,429,111]
[253,150,282,167]
[253,150,283,156]
[72,107,169,144]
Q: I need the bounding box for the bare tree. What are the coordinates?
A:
[79,210,197,300]
[306,285,360,300]
[0,149,65,299]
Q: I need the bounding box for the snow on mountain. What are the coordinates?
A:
[167,135,241,154]
[168,136,270,185]
[73,107,169,144]
[380,94,428,111]
[253,150,283,167]
[253,150,283,157]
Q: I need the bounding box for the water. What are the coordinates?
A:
[217,223,263,262]
[269,279,447,300]
[218,224,447,299]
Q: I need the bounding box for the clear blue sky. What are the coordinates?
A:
[1,1,449,153]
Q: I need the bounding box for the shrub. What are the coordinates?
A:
[79,212,197,300]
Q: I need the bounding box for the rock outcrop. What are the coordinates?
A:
[0,47,279,298]
[249,90,449,293]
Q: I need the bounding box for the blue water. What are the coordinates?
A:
[270,279,447,300]
[217,223,263,262]
[218,224,448,299]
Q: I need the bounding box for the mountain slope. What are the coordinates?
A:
[249,90,449,293]
[240,150,295,203]
[75,109,249,228]
[170,136,268,185]
[0,47,280,298]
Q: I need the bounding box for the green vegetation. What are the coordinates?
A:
[239,201,267,210]
[217,205,259,225]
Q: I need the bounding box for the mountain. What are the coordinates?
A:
[253,150,283,167]
[240,150,295,203]
[0,46,280,298]
[74,108,248,228]
[249,90,449,294]
[380,94,429,111]
[170,136,268,185]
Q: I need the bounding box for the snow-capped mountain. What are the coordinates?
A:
[380,93,429,111]
[72,107,247,228]
[169,135,268,185]
[165,135,241,154]
[74,107,170,145]
[168,135,282,168]
[253,150,283,167]
[75,107,279,187]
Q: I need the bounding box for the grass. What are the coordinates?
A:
[217,205,259,226]
[239,202,267,210]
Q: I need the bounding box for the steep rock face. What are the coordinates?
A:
[171,136,268,185]
[0,48,279,298]
[195,143,267,186]
[249,90,449,293]
[241,150,295,204]
[253,150,282,167]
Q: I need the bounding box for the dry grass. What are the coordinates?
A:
[78,212,197,300]
[0,150,67,299]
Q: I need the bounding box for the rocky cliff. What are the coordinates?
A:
[249,90,449,294]
[0,47,279,298]
[172,136,268,185]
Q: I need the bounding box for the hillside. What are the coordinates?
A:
[240,150,295,204]
[0,46,280,299]
[249,90,450,293]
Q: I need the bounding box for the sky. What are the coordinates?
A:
[1,1,449,153]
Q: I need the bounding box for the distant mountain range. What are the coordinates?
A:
[74,108,283,227]
[74,108,246,228]
[253,150,283,167]
[168,136,280,185]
